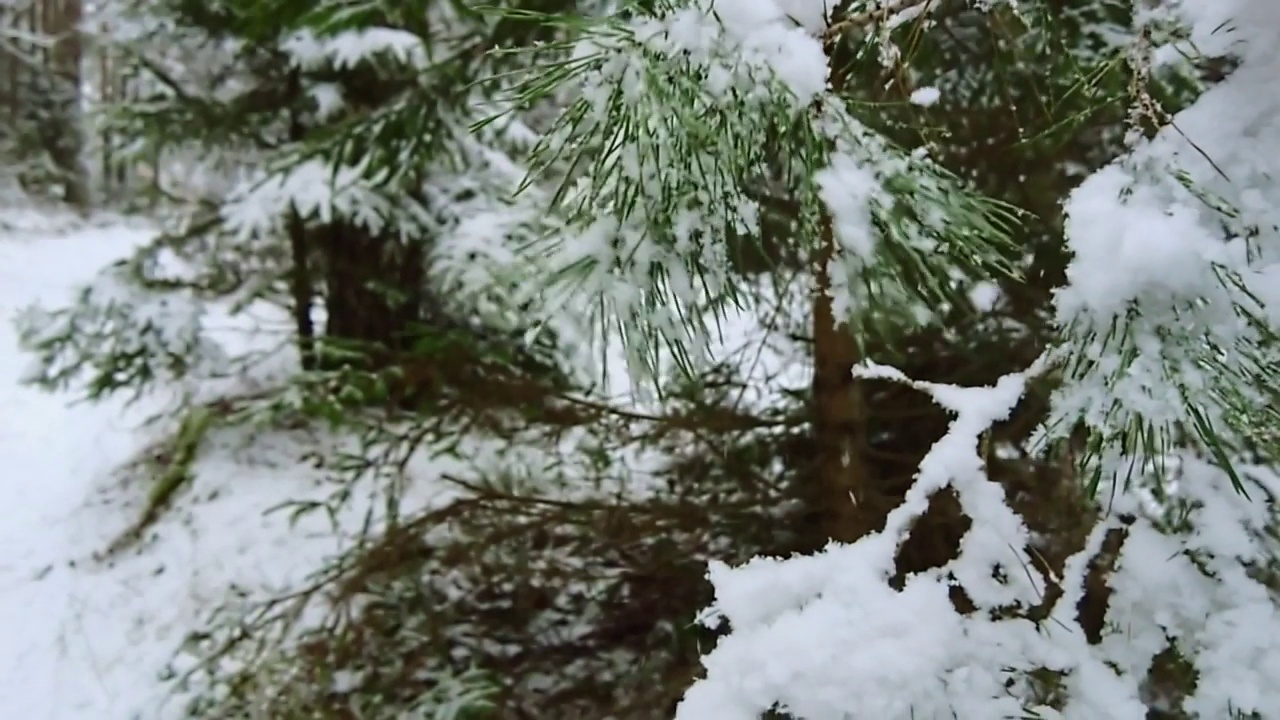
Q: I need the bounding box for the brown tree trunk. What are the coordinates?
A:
[806,8,873,545]
[113,68,127,189]
[307,68,429,375]
[284,72,317,371]
[1,8,12,114]
[47,0,88,209]
[319,222,425,369]
[809,221,872,544]
[286,210,317,371]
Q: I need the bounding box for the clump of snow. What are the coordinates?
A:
[968,281,1000,311]
[771,0,837,35]
[629,0,832,105]
[220,158,408,241]
[282,27,428,71]
[679,360,1050,720]
[816,151,882,262]
[677,2,1280,717]
[682,362,1280,718]
[307,82,345,121]
[1047,0,1280,480]
[909,86,941,106]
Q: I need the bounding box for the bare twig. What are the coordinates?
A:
[824,0,937,42]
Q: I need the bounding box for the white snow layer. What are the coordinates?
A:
[0,216,458,719]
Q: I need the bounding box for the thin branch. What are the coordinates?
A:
[824,0,938,41]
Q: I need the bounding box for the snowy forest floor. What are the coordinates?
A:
[0,210,468,718]
[0,212,176,718]
[0,209,800,719]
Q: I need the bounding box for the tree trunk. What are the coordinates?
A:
[284,72,317,371]
[2,9,15,115]
[806,8,874,545]
[46,0,88,209]
[286,210,317,371]
[319,222,425,369]
[809,220,872,544]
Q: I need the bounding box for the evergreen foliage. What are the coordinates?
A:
[13,0,1280,718]
[0,0,88,206]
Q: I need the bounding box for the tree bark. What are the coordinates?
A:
[283,71,317,371]
[809,220,872,544]
[319,221,425,369]
[286,210,317,371]
[46,0,88,209]
[806,7,873,545]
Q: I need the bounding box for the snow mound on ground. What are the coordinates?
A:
[0,209,785,718]
[0,217,456,719]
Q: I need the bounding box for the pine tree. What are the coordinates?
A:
[19,0,586,403]
[486,0,1280,717]
[495,0,1039,547]
[0,0,88,207]
[17,0,1280,716]
[15,1,617,716]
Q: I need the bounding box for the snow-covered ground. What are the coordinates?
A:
[0,210,793,719]
[0,214,456,719]
[0,217,166,718]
